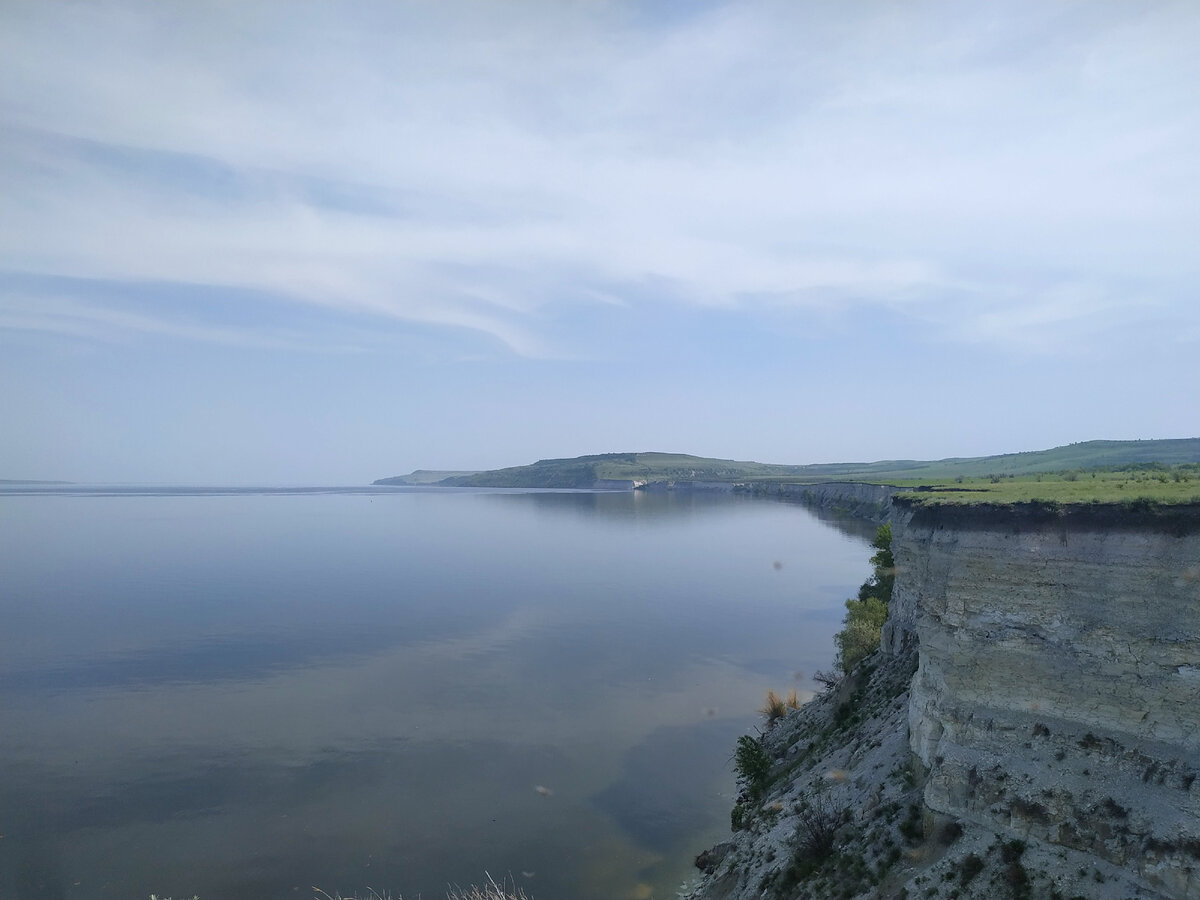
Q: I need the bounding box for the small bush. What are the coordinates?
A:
[734,734,772,798]
[1001,839,1027,863]
[1007,861,1031,899]
[899,803,923,842]
[938,821,963,845]
[795,793,844,860]
[813,668,841,690]
[834,524,895,673]
[960,853,984,885]
[731,801,748,831]
[835,597,889,673]
[1011,798,1051,824]
[1101,797,1128,819]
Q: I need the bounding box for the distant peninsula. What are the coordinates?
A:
[375,469,481,485]
[374,438,1200,495]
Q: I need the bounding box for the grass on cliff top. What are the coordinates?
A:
[893,466,1200,506]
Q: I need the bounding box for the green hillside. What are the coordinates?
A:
[373,438,1199,488]
[374,469,480,485]
[409,452,797,488]
[851,438,1200,480]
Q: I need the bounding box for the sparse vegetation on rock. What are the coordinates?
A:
[734,734,772,800]
[833,524,894,676]
[314,876,528,900]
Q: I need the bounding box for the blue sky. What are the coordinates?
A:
[1,1,1197,483]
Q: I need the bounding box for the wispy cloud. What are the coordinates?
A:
[2,0,1197,359]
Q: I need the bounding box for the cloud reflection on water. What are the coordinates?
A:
[0,488,871,899]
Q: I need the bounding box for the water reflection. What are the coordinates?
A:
[477,486,882,545]
[479,487,751,523]
[593,718,750,853]
[0,488,872,900]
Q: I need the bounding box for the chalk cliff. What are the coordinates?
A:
[774,481,898,519]
[894,499,1200,899]
[690,498,1200,900]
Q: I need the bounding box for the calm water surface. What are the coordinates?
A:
[0,487,874,900]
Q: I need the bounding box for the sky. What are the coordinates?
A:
[1,1,1197,484]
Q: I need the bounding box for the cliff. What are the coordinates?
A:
[896,500,1200,898]
[771,481,898,520]
[689,499,1200,900]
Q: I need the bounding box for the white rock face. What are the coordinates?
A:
[896,503,1200,899]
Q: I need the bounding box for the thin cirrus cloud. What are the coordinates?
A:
[1,0,1197,359]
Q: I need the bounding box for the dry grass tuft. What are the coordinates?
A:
[760,688,802,724]
[314,873,528,900]
[448,874,529,900]
[760,688,787,723]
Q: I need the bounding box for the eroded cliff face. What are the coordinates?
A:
[690,497,1200,900]
[893,501,1200,898]
[773,481,897,519]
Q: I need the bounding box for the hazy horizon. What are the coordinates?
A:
[3,2,1198,483]
[2,435,1197,487]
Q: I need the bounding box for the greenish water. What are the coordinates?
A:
[0,487,873,900]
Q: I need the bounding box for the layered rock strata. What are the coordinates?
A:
[892,500,1200,898]
[772,481,898,519]
[691,499,1200,900]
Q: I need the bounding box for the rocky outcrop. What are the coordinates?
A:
[690,500,1200,900]
[895,500,1200,898]
[762,481,900,519]
[685,645,926,900]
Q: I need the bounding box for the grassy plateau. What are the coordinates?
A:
[894,466,1200,506]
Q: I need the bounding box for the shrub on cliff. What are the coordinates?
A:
[856,523,894,604]
[734,734,772,799]
[795,793,843,859]
[833,524,894,675]
[835,595,889,674]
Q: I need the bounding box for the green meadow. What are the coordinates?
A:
[892,466,1200,505]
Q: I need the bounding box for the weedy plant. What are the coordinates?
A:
[833,524,894,675]
[447,875,530,900]
[760,689,787,723]
[734,733,773,800]
[760,688,801,724]
[795,792,844,860]
[314,876,528,900]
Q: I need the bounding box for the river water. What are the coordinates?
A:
[0,486,873,900]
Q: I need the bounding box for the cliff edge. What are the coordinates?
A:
[689,499,1200,900]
